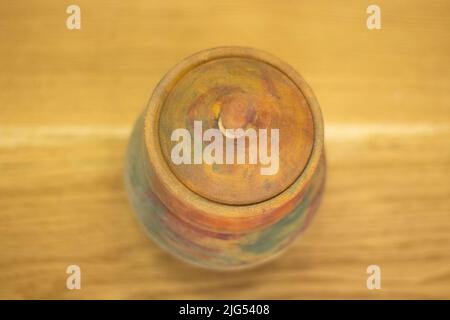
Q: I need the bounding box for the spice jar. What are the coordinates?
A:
[125,47,326,270]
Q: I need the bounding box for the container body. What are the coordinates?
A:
[125,116,326,270]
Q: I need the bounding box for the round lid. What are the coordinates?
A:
[155,49,314,206]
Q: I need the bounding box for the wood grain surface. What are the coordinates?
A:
[0,0,449,299]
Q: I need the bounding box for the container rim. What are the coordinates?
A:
[143,46,324,228]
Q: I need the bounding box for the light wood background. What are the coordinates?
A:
[0,0,449,299]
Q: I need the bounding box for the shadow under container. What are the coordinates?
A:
[125,47,326,270]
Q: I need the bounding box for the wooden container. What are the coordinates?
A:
[124,47,326,270]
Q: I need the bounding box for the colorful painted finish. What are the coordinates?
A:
[124,47,326,269]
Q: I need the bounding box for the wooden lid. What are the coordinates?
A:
[145,47,322,216]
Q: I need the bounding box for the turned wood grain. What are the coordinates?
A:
[0,0,449,299]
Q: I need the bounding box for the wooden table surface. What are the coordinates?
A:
[1,0,449,299]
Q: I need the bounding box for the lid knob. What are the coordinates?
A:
[218,93,257,139]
